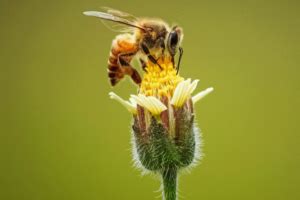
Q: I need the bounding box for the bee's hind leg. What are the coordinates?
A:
[118,52,142,85]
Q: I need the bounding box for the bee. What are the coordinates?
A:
[84,8,184,86]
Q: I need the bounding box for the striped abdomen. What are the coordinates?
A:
[108,34,139,86]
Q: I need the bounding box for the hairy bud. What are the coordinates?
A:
[109,58,213,200]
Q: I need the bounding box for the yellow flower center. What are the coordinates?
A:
[140,58,184,97]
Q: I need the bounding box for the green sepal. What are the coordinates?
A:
[132,115,197,171]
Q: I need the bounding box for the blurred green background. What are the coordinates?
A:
[1,0,299,199]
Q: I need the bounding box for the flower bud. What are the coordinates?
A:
[108,58,213,200]
[132,99,198,171]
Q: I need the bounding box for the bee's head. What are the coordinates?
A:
[141,21,168,49]
[167,26,183,57]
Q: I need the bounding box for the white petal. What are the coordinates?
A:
[180,78,191,105]
[109,92,137,114]
[147,96,167,114]
[131,94,167,115]
[139,95,158,114]
[192,87,214,104]
[171,79,195,107]
[130,95,149,111]
[178,79,190,106]
[187,79,199,95]
[170,80,185,107]
[129,97,137,106]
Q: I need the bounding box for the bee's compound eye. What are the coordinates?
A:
[170,32,178,46]
[167,31,179,55]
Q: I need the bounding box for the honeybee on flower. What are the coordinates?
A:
[83,7,183,86]
[84,7,213,200]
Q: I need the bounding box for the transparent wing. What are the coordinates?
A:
[102,7,138,21]
[83,8,144,33]
[101,19,135,33]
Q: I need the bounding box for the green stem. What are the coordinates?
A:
[162,167,178,200]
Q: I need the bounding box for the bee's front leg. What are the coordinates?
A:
[141,43,162,70]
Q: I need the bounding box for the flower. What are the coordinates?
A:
[109,58,213,117]
[109,58,213,143]
[109,58,213,200]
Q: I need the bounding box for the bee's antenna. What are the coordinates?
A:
[176,47,183,74]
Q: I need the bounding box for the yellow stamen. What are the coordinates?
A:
[140,58,183,98]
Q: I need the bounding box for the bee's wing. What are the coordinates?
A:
[102,7,138,21]
[83,10,145,33]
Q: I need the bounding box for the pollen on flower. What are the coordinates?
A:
[109,57,213,114]
[140,58,184,98]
